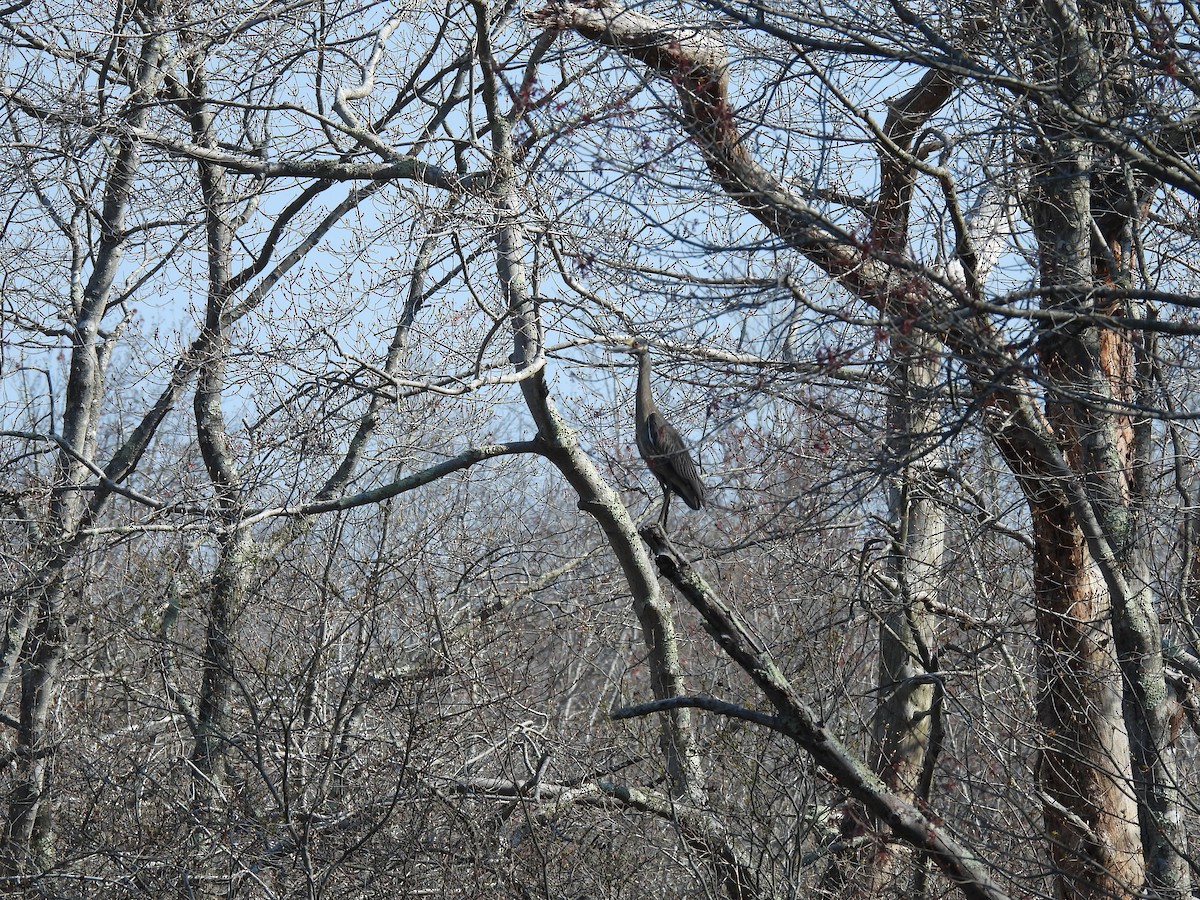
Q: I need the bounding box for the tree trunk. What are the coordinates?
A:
[2,589,66,876]
[0,1,169,871]
[864,330,945,897]
[473,8,761,896]
[1025,0,1186,892]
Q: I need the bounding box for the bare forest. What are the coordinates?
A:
[5,0,1200,898]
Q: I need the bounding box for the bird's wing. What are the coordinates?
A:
[647,412,706,509]
[644,411,683,458]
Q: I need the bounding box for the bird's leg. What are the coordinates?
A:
[659,484,671,529]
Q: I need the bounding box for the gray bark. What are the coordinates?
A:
[0,0,170,871]
[529,4,1184,897]
[1027,0,1186,892]
[3,589,66,875]
[857,69,954,899]
[473,6,761,896]
[640,526,1012,900]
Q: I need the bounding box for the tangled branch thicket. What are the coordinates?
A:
[5,0,1200,898]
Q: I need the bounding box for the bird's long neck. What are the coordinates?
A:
[635,353,656,424]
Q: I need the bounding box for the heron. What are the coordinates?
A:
[627,341,705,528]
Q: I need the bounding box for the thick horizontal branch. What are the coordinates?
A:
[126,124,474,191]
[238,440,543,528]
[611,696,786,732]
[1163,643,1200,681]
[16,437,544,539]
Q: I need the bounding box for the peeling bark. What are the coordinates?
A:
[531,3,1186,896]
[1025,0,1186,892]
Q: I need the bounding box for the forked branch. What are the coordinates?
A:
[638,524,1012,900]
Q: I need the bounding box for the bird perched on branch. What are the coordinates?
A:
[627,341,705,529]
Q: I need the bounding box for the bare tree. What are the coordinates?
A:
[6,0,1200,898]
[527,0,1198,897]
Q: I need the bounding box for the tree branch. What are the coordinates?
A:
[638,524,1012,900]
[611,696,788,733]
[238,441,545,529]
